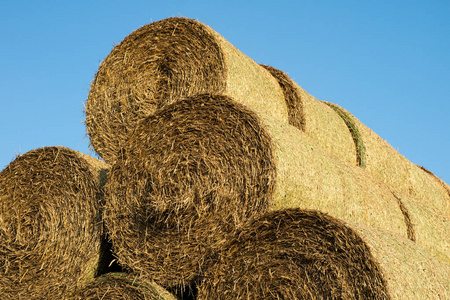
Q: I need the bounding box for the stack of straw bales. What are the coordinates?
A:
[83,16,449,299]
[2,16,449,299]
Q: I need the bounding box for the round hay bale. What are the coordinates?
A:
[198,208,450,300]
[261,64,358,167]
[105,94,415,288]
[393,190,450,263]
[69,273,178,300]
[85,16,288,163]
[0,146,108,299]
[352,220,450,299]
[259,63,449,213]
[322,102,450,218]
[198,208,391,299]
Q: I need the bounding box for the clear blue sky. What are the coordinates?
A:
[1,0,449,184]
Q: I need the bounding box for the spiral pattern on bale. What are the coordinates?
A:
[104,94,276,287]
[85,17,227,163]
[69,273,178,300]
[0,146,108,299]
[198,208,391,300]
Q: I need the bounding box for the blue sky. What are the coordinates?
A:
[1,0,449,184]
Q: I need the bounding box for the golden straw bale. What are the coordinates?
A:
[322,102,450,218]
[68,273,178,300]
[260,64,449,212]
[0,146,108,299]
[352,221,450,299]
[393,190,450,263]
[105,94,414,288]
[198,208,449,300]
[85,17,288,163]
[261,65,358,166]
[198,208,391,299]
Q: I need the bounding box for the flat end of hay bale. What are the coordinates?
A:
[198,208,390,299]
[85,17,227,163]
[104,94,276,287]
[0,146,105,298]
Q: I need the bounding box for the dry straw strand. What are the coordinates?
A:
[0,146,108,299]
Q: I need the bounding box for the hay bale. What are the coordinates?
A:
[105,94,416,287]
[352,220,450,299]
[198,208,391,299]
[261,64,358,167]
[0,146,108,299]
[69,273,178,300]
[260,64,449,212]
[85,16,288,163]
[321,102,450,218]
[198,208,450,300]
[393,190,450,263]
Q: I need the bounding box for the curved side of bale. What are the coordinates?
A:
[263,110,407,237]
[326,103,450,217]
[0,146,108,299]
[69,273,178,300]
[419,166,450,195]
[259,64,306,131]
[393,191,450,263]
[352,222,450,300]
[323,101,367,168]
[198,208,391,300]
[260,65,357,166]
[86,16,288,163]
[105,94,412,288]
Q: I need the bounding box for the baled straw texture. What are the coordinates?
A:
[105,94,419,288]
[322,102,450,218]
[392,190,450,263]
[105,94,276,287]
[261,64,358,166]
[199,208,450,300]
[0,146,108,299]
[198,208,391,300]
[352,221,450,299]
[69,273,178,300]
[260,64,450,213]
[86,16,288,163]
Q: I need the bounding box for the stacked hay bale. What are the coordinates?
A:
[0,146,108,299]
[103,94,449,291]
[85,17,288,164]
[85,16,449,214]
[198,208,449,300]
[69,273,178,300]
[79,16,450,299]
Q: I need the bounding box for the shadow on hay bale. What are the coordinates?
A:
[198,208,391,300]
[0,146,108,299]
[85,16,288,164]
[198,208,450,300]
[68,273,178,300]
[103,94,449,288]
